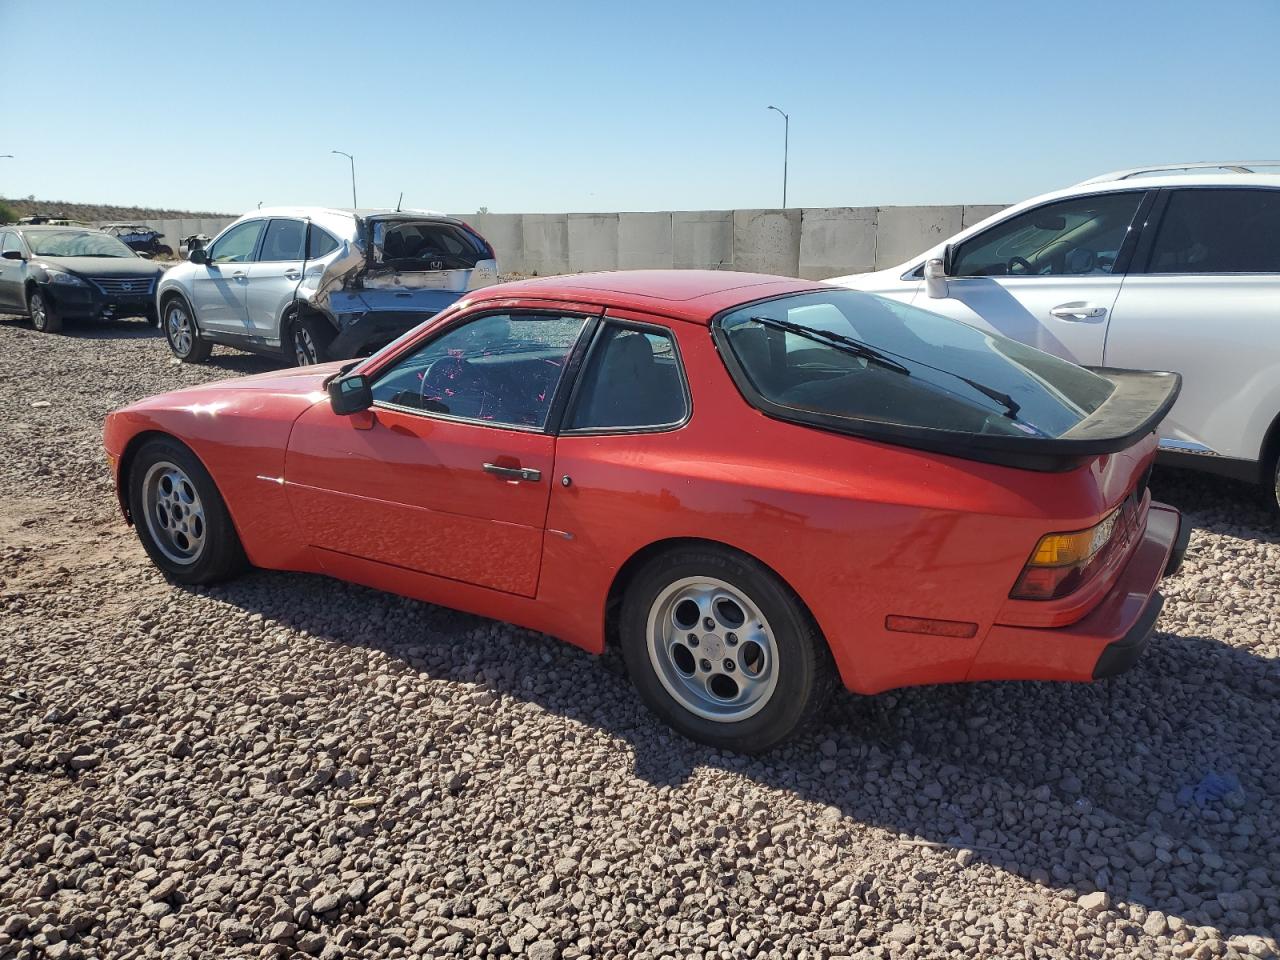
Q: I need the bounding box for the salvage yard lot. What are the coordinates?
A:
[0,315,1277,959]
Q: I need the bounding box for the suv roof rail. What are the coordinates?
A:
[1079,161,1280,184]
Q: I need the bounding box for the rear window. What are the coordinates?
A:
[718,290,1114,440]
[372,220,489,270]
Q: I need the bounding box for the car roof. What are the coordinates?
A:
[251,205,451,220]
[464,270,828,324]
[1078,160,1280,185]
[10,224,104,233]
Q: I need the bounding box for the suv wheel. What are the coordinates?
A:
[291,314,335,366]
[163,297,211,363]
[619,546,835,753]
[29,289,62,333]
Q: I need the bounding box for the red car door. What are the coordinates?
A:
[284,310,593,597]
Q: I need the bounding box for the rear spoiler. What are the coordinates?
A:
[737,367,1182,473]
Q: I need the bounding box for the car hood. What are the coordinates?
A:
[133,361,345,408]
[33,256,164,277]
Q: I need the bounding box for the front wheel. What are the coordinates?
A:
[127,437,247,584]
[619,546,834,753]
[163,297,211,362]
[29,289,62,333]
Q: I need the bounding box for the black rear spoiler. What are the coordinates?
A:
[737,367,1182,473]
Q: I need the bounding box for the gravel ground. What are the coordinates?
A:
[0,314,1277,960]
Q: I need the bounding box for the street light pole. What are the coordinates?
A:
[331,150,357,208]
[766,106,789,208]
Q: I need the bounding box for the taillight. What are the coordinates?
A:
[1010,509,1121,600]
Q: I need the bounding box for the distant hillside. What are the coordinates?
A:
[0,197,232,222]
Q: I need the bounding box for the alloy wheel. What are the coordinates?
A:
[645,576,779,722]
[294,326,318,365]
[166,303,193,356]
[140,460,207,565]
[30,293,48,331]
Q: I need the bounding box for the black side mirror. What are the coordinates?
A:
[0,249,22,260]
[941,243,955,276]
[188,247,209,265]
[329,373,373,415]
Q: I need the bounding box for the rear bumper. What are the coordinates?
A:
[966,502,1183,683]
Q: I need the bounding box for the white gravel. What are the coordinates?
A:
[0,314,1277,959]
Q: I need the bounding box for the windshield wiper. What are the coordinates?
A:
[745,315,1021,420]
[747,316,910,376]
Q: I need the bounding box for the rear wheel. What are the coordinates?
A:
[619,546,834,753]
[291,312,336,366]
[28,289,62,333]
[127,437,247,584]
[163,296,211,362]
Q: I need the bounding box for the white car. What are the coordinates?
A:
[830,162,1280,506]
[157,207,499,366]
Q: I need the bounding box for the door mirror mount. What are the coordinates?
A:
[329,373,373,415]
[923,257,949,299]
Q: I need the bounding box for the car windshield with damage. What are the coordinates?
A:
[28,231,138,258]
[718,289,1115,441]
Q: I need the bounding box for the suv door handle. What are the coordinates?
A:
[1050,302,1107,320]
[231,270,247,279]
[483,463,541,482]
[284,269,301,280]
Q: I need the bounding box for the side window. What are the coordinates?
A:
[259,219,306,262]
[0,233,20,256]
[371,313,588,429]
[208,220,265,264]
[1147,189,1280,274]
[951,192,1144,278]
[308,228,339,258]
[567,324,688,431]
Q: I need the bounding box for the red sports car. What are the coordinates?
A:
[104,270,1187,751]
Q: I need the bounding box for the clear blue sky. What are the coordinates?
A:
[4,0,1279,214]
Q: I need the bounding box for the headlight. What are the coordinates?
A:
[45,268,86,287]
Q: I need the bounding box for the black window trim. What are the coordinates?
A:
[557,317,693,437]
[937,188,1154,281]
[370,306,602,435]
[1129,185,1280,277]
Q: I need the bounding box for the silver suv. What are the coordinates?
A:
[157,207,498,365]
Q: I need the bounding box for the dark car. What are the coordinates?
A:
[0,226,165,333]
[101,223,174,259]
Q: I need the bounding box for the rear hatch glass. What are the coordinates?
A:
[717,290,1177,470]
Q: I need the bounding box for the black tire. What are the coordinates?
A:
[619,546,834,753]
[28,289,62,333]
[290,311,336,366]
[127,437,248,585]
[161,295,212,363]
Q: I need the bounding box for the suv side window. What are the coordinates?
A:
[951,192,1145,278]
[208,220,265,264]
[308,228,339,258]
[371,312,589,429]
[259,219,306,262]
[566,324,689,431]
[1146,189,1280,274]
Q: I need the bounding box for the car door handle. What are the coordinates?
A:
[231,270,247,279]
[482,463,541,482]
[284,269,301,280]
[1050,302,1107,320]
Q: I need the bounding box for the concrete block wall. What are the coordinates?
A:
[109,204,1009,274]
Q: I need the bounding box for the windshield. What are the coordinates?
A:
[718,290,1114,440]
[28,231,138,258]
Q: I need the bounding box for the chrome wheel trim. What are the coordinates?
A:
[30,293,47,330]
[166,303,193,356]
[141,460,207,566]
[294,325,317,365]
[645,576,779,723]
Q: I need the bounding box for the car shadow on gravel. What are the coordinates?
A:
[197,527,1279,943]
